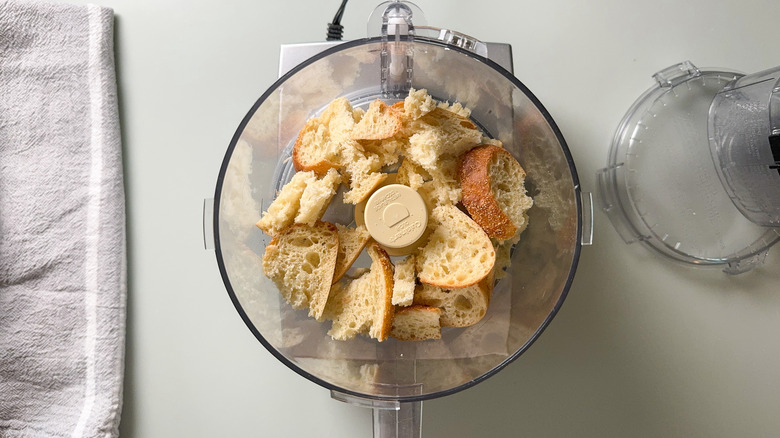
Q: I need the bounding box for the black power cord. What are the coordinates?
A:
[326,0,349,41]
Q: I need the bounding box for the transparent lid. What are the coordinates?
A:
[598,61,780,274]
[213,37,585,401]
[708,66,780,227]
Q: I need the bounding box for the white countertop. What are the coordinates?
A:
[61,0,780,436]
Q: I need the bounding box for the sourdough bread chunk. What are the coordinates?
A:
[341,145,388,204]
[437,100,471,119]
[460,144,533,241]
[351,99,403,141]
[402,88,437,120]
[256,171,316,236]
[396,158,461,207]
[391,254,416,306]
[406,107,482,171]
[261,222,339,320]
[322,274,370,336]
[343,170,388,205]
[332,224,371,283]
[324,242,394,341]
[292,97,357,175]
[396,158,430,190]
[391,305,442,341]
[358,136,405,168]
[420,156,461,206]
[295,168,342,225]
[416,204,495,288]
[413,274,492,327]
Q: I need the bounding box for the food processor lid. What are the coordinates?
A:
[598,61,780,274]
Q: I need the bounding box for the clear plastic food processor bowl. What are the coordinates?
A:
[212,36,587,409]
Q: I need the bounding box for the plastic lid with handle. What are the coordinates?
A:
[598,61,780,274]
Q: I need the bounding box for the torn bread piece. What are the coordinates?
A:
[332,224,371,283]
[292,97,357,175]
[351,99,403,141]
[392,254,416,306]
[295,168,342,226]
[413,273,493,327]
[323,242,394,341]
[400,88,437,121]
[391,305,442,341]
[460,144,533,241]
[396,158,461,207]
[256,169,341,236]
[261,221,339,320]
[256,171,316,236]
[406,107,482,171]
[416,204,495,289]
[357,136,405,168]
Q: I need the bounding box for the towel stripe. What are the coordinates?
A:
[72,5,105,437]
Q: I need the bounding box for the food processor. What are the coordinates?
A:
[207,1,593,436]
[598,61,780,274]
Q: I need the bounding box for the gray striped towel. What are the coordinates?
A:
[0,1,126,436]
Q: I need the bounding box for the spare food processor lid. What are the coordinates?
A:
[598,61,780,274]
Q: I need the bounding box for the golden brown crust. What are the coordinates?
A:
[291,126,339,176]
[459,144,518,240]
[367,242,395,342]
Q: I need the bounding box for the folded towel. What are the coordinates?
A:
[0,1,126,437]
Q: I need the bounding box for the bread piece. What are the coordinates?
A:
[322,275,369,337]
[351,99,403,141]
[460,144,533,241]
[332,224,371,283]
[413,274,493,327]
[396,157,461,207]
[341,145,388,204]
[401,88,437,120]
[295,168,342,225]
[292,97,356,175]
[390,305,442,341]
[256,171,316,236]
[406,107,482,171]
[395,158,429,190]
[261,222,339,320]
[343,170,388,205]
[358,136,405,168]
[437,100,471,119]
[391,254,416,306]
[416,204,495,288]
[419,156,461,207]
[324,242,394,341]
